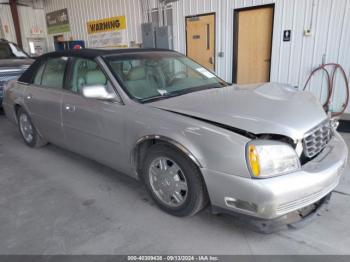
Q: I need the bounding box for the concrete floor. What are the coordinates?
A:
[0,112,350,255]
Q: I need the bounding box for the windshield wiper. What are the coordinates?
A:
[140,93,176,103]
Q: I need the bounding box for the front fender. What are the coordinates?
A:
[126,104,252,178]
[134,134,203,168]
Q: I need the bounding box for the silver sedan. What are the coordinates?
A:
[3,49,347,231]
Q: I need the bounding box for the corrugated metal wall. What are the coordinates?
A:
[0,3,47,52]
[0,4,17,42]
[17,5,47,52]
[2,0,350,114]
[44,0,144,50]
[166,0,350,114]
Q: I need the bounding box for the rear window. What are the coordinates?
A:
[0,43,13,59]
[0,42,28,59]
[18,58,42,84]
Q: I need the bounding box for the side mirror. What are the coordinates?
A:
[81,84,118,101]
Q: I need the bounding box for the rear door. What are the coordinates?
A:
[61,58,127,171]
[24,57,67,145]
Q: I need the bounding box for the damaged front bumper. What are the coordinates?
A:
[212,192,332,233]
[202,132,347,232]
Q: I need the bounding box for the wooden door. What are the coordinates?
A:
[186,14,215,71]
[234,6,274,84]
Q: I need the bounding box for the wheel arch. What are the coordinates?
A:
[10,101,26,123]
[13,102,28,122]
[132,135,203,177]
[14,103,21,115]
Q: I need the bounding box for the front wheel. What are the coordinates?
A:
[142,143,209,217]
[17,108,47,148]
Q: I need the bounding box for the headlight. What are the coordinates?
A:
[246,140,300,178]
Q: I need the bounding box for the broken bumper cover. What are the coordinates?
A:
[202,132,347,223]
[212,192,332,233]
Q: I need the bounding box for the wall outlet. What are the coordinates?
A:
[304,29,312,36]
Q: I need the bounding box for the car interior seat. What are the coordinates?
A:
[73,60,107,94]
[84,70,107,86]
[41,62,65,89]
[125,66,159,99]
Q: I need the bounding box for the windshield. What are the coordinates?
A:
[0,42,29,59]
[106,52,227,102]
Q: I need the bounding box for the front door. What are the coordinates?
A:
[186,13,215,71]
[61,58,127,171]
[233,5,274,84]
[24,57,66,145]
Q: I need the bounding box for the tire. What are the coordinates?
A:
[17,108,47,148]
[141,143,209,217]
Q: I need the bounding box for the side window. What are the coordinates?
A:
[33,62,45,85]
[69,58,107,94]
[41,57,67,89]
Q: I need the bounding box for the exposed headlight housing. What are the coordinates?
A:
[246,140,301,178]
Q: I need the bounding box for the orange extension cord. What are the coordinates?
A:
[303,63,349,117]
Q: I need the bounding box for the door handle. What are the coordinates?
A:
[26,95,33,100]
[64,104,76,112]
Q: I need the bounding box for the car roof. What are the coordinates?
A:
[0,39,14,45]
[41,48,176,59]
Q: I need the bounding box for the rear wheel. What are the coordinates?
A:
[142,143,209,217]
[17,108,47,148]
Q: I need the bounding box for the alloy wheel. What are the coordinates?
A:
[148,157,188,208]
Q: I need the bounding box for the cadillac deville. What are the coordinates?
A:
[3,49,347,232]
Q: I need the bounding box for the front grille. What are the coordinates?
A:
[303,120,333,158]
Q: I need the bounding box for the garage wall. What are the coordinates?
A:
[3,0,349,114]
[0,3,47,53]
[17,5,47,53]
[0,4,17,42]
[146,0,350,114]
[44,0,144,51]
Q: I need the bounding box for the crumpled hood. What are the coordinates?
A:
[149,83,328,140]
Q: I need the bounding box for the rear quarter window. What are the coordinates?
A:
[18,58,42,84]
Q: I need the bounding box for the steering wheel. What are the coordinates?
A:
[146,71,163,90]
[167,71,187,86]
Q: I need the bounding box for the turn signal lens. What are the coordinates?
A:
[248,145,260,177]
